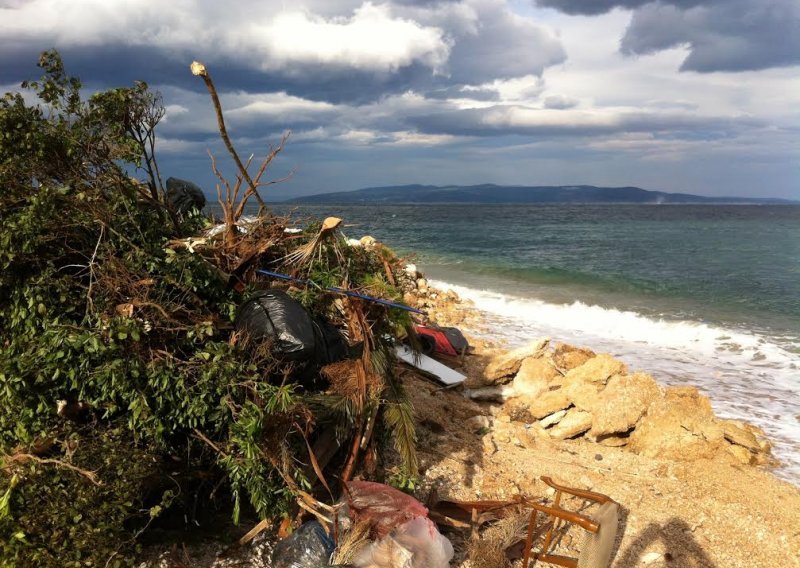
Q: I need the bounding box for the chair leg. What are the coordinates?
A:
[522,508,538,567]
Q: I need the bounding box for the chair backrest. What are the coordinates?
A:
[576,501,620,568]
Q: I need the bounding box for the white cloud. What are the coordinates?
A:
[246,3,450,72]
[226,93,336,120]
[0,0,451,73]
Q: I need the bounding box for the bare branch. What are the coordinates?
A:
[5,453,103,486]
[191,61,266,209]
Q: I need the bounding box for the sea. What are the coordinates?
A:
[264,203,799,483]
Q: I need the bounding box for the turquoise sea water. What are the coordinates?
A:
[260,204,799,481]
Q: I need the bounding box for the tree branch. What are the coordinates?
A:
[191,61,266,210]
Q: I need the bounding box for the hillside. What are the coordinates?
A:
[284,184,797,204]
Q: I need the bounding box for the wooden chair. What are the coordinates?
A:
[521,476,619,568]
[427,477,619,568]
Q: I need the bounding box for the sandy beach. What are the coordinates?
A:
[405,281,800,568]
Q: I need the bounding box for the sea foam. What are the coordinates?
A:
[430,279,800,484]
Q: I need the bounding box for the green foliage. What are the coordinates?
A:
[0,52,296,566]
[0,50,420,567]
[0,429,156,568]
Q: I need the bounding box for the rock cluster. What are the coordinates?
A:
[468,339,773,466]
[401,265,469,327]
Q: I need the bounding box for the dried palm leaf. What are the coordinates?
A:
[468,509,531,568]
[322,359,383,401]
[330,519,372,564]
[282,216,343,268]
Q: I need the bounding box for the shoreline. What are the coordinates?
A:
[403,277,800,567]
[417,272,800,485]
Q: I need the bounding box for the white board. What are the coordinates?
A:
[395,345,466,386]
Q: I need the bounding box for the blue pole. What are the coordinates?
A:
[256,269,427,315]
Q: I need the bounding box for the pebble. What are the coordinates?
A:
[482,434,498,455]
[641,551,663,564]
[467,415,492,430]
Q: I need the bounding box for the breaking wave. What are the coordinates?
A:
[430,279,800,484]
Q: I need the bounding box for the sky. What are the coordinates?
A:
[1,0,798,199]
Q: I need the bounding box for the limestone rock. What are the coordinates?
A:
[553,343,595,372]
[720,419,761,452]
[588,372,663,437]
[628,386,725,461]
[360,235,377,248]
[564,353,627,387]
[539,409,568,428]
[525,422,550,439]
[467,415,492,431]
[512,356,560,397]
[482,434,498,455]
[563,379,603,413]
[549,408,593,440]
[464,385,511,402]
[641,552,663,564]
[596,434,630,447]
[726,443,754,465]
[483,338,550,384]
[507,391,571,422]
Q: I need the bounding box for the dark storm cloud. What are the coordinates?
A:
[535,0,702,15]
[621,0,800,72]
[0,0,565,105]
[425,85,500,101]
[537,0,800,72]
[0,41,446,105]
[445,0,566,83]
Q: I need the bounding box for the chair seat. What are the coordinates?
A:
[577,501,620,568]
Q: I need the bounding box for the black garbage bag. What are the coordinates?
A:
[312,318,349,365]
[166,177,206,213]
[235,290,348,366]
[442,327,469,353]
[235,289,317,362]
[271,520,335,568]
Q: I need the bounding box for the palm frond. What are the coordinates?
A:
[382,367,418,477]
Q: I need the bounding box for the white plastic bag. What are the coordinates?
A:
[353,516,453,568]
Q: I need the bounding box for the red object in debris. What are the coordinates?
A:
[415,325,458,356]
[345,480,429,538]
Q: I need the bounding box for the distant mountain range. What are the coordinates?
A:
[284,184,797,205]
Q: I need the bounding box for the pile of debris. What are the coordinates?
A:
[0,53,462,566]
[465,339,773,466]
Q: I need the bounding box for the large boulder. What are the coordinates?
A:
[588,372,662,437]
[507,391,571,422]
[563,354,627,387]
[720,419,773,465]
[549,408,593,440]
[628,386,725,461]
[563,379,603,413]
[483,338,550,385]
[552,343,595,372]
[512,356,560,398]
[561,354,628,412]
[720,419,761,452]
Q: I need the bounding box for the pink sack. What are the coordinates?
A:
[345,481,429,539]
